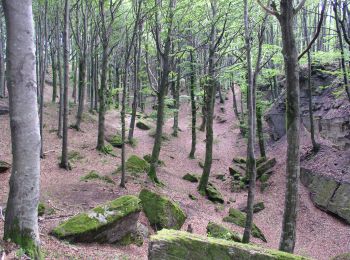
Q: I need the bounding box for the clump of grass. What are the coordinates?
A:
[81,170,115,184]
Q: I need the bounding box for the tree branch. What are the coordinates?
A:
[257,0,279,16]
[294,0,307,15]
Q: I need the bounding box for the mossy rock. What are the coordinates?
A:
[148,229,310,260]
[149,129,171,141]
[260,172,272,183]
[256,156,267,166]
[239,201,265,214]
[136,120,152,130]
[229,165,244,177]
[126,155,150,174]
[232,157,246,164]
[81,171,115,184]
[0,160,11,173]
[38,202,46,217]
[182,173,199,183]
[206,222,241,242]
[139,189,187,230]
[206,183,224,204]
[51,195,142,243]
[198,161,204,168]
[257,158,276,178]
[223,208,266,242]
[109,134,123,148]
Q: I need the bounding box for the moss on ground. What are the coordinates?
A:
[38,203,46,216]
[80,171,115,184]
[139,189,186,230]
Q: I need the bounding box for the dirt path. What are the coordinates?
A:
[0,88,349,259]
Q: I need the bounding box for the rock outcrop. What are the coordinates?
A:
[51,195,142,244]
[206,222,241,242]
[301,167,350,224]
[148,229,309,260]
[139,189,186,230]
[265,63,350,150]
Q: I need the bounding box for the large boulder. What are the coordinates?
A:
[206,222,241,242]
[205,183,224,204]
[125,155,150,174]
[51,195,142,244]
[148,229,310,260]
[223,208,266,242]
[139,189,186,230]
[182,173,199,183]
[301,167,350,224]
[136,120,152,130]
[0,161,11,173]
[257,158,276,178]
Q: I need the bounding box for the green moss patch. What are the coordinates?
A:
[38,203,46,217]
[143,154,164,166]
[182,173,199,183]
[126,155,150,174]
[139,189,186,230]
[81,171,115,184]
[223,208,266,242]
[149,229,310,260]
[51,195,141,242]
[206,221,242,242]
[136,120,152,130]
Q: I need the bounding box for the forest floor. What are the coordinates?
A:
[0,87,349,260]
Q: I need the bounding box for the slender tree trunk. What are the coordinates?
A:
[74,57,86,130]
[39,0,48,158]
[0,15,5,98]
[60,0,70,170]
[51,48,57,103]
[302,8,319,152]
[72,58,77,103]
[56,10,63,138]
[333,1,350,101]
[2,0,42,257]
[189,50,197,159]
[97,46,108,150]
[172,61,180,137]
[257,106,266,158]
[231,83,239,118]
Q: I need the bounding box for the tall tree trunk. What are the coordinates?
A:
[2,0,42,257]
[39,0,48,158]
[51,47,57,103]
[189,50,197,159]
[278,1,301,253]
[302,8,319,152]
[60,0,70,170]
[257,106,266,158]
[333,1,350,101]
[97,46,108,150]
[231,83,239,118]
[56,9,64,138]
[172,61,180,137]
[242,0,257,243]
[74,57,86,130]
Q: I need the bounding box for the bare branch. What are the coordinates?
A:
[257,0,279,16]
[294,0,307,15]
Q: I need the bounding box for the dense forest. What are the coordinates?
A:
[0,0,350,259]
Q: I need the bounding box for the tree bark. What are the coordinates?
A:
[60,0,70,170]
[189,50,197,159]
[2,0,42,257]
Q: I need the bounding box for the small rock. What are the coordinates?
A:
[0,161,11,173]
[182,173,199,183]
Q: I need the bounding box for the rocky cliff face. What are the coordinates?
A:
[265,63,350,150]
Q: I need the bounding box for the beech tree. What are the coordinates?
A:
[2,0,42,257]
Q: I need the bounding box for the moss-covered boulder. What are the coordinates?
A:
[139,189,186,230]
[109,134,123,148]
[136,120,152,130]
[232,157,246,164]
[223,208,266,242]
[81,171,115,184]
[257,158,276,178]
[51,195,142,244]
[126,155,150,174]
[239,201,265,214]
[148,229,310,260]
[0,160,11,173]
[182,173,199,183]
[229,165,244,177]
[206,183,224,204]
[206,222,241,242]
[143,154,164,166]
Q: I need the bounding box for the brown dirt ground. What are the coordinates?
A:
[0,86,350,260]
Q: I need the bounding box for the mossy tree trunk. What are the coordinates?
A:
[3,0,42,257]
[256,106,266,158]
